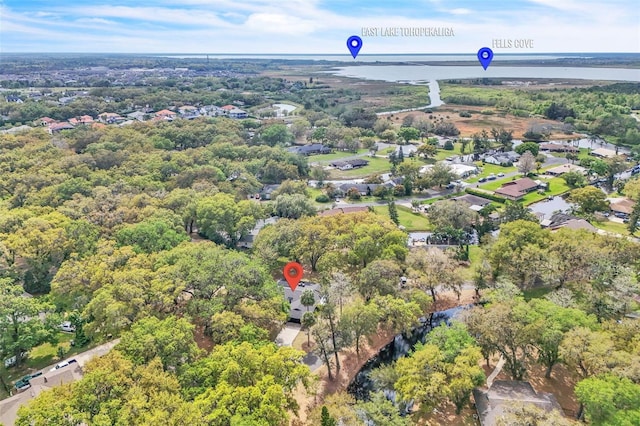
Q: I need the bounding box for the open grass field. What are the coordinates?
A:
[372,205,432,231]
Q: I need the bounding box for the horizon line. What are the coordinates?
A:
[2,51,640,55]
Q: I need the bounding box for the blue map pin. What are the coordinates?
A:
[477,47,493,70]
[347,36,363,59]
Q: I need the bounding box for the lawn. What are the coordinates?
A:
[372,205,432,231]
[434,142,464,161]
[307,149,369,163]
[4,332,89,386]
[330,156,394,179]
[476,175,571,205]
[459,245,484,281]
[592,220,632,236]
[466,163,518,183]
[521,178,571,205]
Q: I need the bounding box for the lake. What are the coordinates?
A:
[331,65,640,83]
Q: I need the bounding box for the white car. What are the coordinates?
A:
[50,361,70,372]
[497,172,505,177]
[60,321,76,333]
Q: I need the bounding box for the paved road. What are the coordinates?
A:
[275,323,300,347]
[275,323,323,371]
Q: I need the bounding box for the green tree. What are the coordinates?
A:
[356,259,402,302]
[356,392,411,425]
[500,201,538,224]
[115,316,200,370]
[407,247,463,302]
[416,143,438,158]
[274,193,316,219]
[527,299,597,378]
[301,311,316,348]
[567,186,610,214]
[0,278,60,368]
[397,127,420,143]
[196,193,262,247]
[388,201,399,225]
[321,406,337,426]
[339,301,381,357]
[562,171,587,188]
[628,200,640,234]
[260,123,294,146]
[466,300,536,381]
[208,311,246,345]
[575,374,640,424]
[395,343,484,414]
[515,141,540,156]
[116,218,188,253]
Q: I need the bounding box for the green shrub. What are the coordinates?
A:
[315,194,330,203]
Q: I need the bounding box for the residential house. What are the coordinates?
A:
[287,143,332,155]
[545,163,587,176]
[337,183,388,197]
[278,280,322,322]
[58,96,76,105]
[452,194,492,210]
[330,159,369,170]
[590,147,620,159]
[494,178,539,201]
[155,109,177,121]
[0,363,84,426]
[5,95,23,103]
[68,115,94,126]
[37,117,56,126]
[178,105,200,119]
[200,105,225,117]
[237,217,279,249]
[228,108,248,119]
[221,104,236,112]
[539,143,578,153]
[448,163,479,178]
[47,122,74,134]
[473,380,564,426]
[98,112,124,124]
[127,111,147,122]
[540,212,597,232]
[609,197,635,218]
[484,151,520,166]
[258,184,281,200]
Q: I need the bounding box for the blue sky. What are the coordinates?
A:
[1,0,638,53]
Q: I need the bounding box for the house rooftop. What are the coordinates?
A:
[473,380,564,426]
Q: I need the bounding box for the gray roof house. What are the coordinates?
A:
[288,143,332,155]
[473,380,564,426]
[258,184,281,200]
[484,151,520,166]
[278,280,323,322]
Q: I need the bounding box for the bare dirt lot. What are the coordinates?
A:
[387,106,574,140]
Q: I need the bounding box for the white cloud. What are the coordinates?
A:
[448,8,472,15]
[0,1,638,53]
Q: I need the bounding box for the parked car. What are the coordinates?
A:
[487,174,497,181]
[49,359,76,372]
[478,177,487,183]
[497,172,505,177]
[14,371,43,391]
[60,321,76,333]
